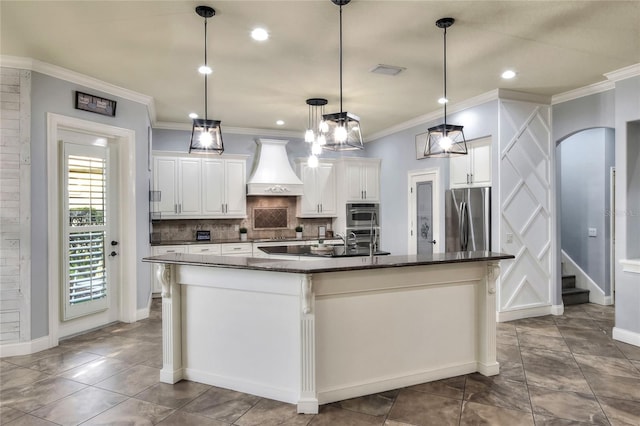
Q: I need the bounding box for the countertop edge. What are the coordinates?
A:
[143,252,515,274]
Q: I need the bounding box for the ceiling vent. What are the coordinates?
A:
[369,64,406,76]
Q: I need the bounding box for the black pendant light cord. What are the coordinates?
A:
[203,16,209,121]
[339,4,343,115]
[442,24,447,129]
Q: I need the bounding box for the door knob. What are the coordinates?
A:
[111,241,118,246]
[429,240,436,245]
[109,251,118,257]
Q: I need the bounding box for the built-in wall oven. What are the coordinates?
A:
[345,203,380,248]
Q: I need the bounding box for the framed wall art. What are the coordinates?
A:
[75,91,117,117]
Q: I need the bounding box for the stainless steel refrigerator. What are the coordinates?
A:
[445,187,491,252]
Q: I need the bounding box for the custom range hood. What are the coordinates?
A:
[247,139,304,196]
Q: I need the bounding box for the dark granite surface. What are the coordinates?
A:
[259,245,391,258]
[151,237,338,246]
[143,251,515,274]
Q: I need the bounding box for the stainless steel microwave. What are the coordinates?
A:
[346,203,379,228]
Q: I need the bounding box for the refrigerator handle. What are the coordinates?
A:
[461,201,469,251]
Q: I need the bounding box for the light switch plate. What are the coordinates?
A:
[588,227,597,237]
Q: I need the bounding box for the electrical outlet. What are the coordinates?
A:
[506,233,513,243]
[588,227,597,237]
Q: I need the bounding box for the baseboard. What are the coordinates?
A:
[0,335,52,358]
[497,305,554,322]
[612,327,640,348]
[160,367,184,384]
[136,295,152,321]
[603,296,614,305]
[550,304,564,316]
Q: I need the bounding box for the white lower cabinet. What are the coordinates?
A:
[187,244,222,255]
[221,243,252,257]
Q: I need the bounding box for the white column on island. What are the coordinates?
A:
[158,263,183,383]
[298,274,319,414]
[477,261,500,375]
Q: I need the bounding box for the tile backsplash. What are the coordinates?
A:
[151,196,334,243]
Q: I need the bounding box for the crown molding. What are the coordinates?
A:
[551,80,615,105]
[604,63,640,82]
[366,89,501,142]
[154,121,302,139]
[497,89,551,104]
[0,55,156,122]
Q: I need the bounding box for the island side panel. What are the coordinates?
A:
[159,264,183,383]
[312,262,491,405]
[175,265,306,405]
[477,261,500,375]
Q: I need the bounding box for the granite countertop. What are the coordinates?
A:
[151,237,338,246]
[142,251,515,274]
[259,245,391,258]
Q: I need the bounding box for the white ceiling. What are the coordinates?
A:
[2,1,639,138]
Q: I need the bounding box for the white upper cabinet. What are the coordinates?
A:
[449,137,492,188]
[297,160,337,217]
[153,156,201,218]
[343,158,380,202]
[202,158,246,218]
[153,153,247,219]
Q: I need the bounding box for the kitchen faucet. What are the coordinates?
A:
[336,232,357,249]
[369,211,378,257]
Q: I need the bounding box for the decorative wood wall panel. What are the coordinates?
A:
[499,100,553,312]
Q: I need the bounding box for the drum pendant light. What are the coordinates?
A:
[189,5,224,154]
[423,18,467,157]
[322,0,364,151]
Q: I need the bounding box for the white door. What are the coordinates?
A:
[202,159,225,215]
[408,170,441,255]
[154,157,178,216]
[61,135,119,321]
[224,159,247,216]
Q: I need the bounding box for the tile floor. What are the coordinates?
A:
[2,301,640,425]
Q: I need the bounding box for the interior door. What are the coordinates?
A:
[62,136,118,320]
[416,181,434,255]
[408,170,440,255]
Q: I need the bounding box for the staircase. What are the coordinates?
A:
[562,275,590,305]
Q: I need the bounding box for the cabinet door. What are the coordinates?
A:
[202,159,225,215]
[362,162,380,201]
[345,163,364,201]
[224,159,247,217]
[317,162,337,214]
[178,158,202,215]
[299,163,320,215]
[187,244,222,255]
[470,140,491,186]
[450,155,470,187]
[153,157,178,216]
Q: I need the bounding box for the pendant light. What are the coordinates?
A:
[305,98,328,167]
[423,17,467,158]
[322,0,364,151]
[189,5,224,154]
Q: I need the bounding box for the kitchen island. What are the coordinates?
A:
[143,251,513,414]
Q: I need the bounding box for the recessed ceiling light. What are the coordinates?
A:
[251,28,269,41]
[189,113,198,119]
[198,65,212,75]
[438,97,448,104]
[501,70,516,79]
[276,120,285,126]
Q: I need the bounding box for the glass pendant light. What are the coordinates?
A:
[423,17,467,158]
[305,98,328,167]
[189,5,224,154]
[322,0,364,151]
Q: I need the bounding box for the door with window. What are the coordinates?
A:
[408,170,441,255]
[61,133,118,321]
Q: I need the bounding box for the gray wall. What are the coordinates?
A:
[366,101,498,256]
[613,76,640,335]
[30,72,151,339]
[559,128,615,295]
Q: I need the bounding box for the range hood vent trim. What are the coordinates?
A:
[247,139,304,196]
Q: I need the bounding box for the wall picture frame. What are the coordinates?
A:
[75,91,117,117]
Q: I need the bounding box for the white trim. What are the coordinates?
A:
[561,250,608,305]
[407,169,441,255]
[1,55,155,122]
[620,259,640,274]
[613,327,640,348]
[136,295,152,321]
[604,63,640,82]
[550,304,564,316]
[551,80,615,105]
[496,305,554,322]
[0,336,51,358]
[47,113,138,349]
